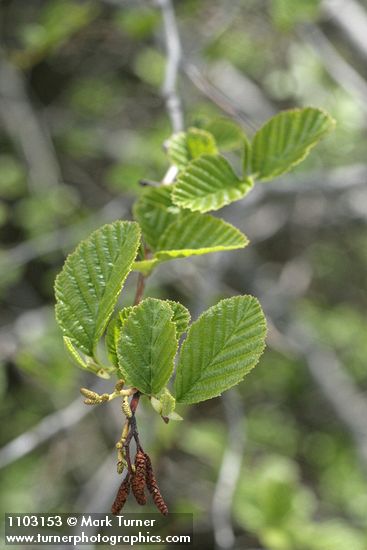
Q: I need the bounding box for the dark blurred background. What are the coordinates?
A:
[1,1,367,549]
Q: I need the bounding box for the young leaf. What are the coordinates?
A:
[156,212,249,260]
[150,388,182,419]
[63,336,89,370]
[165,300,191,337]
[159,388,176,417]
[172,154,253,213]
[133,185,180,251]
[167,411,183,421]
[133,258,159,275]
[55,221,140,356]
[150,395,163,415]
[186,128,218,160]
[105,306,134,367]
[117,298,177,395]
[251,107,336,181]
[205,118,245,151]
[167,128,218,170]
[175,296,267,404]
[63,337,112,378]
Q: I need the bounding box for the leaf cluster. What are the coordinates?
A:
[54,108,334,412]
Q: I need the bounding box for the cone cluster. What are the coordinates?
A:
[111,450,168,516]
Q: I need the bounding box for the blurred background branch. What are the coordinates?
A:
[155,0,184,133]
[211,389,245,550]
[0,57,62,191]
[322,0,367,61]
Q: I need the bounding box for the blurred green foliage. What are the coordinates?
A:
[14,0,99,68]
[0,155,27,200]
[115,7,160,40]
[271,0,320,30]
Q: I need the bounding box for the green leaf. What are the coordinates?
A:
[167,128,218,170]
[133,258,159,275]
[63,337,112,378]
[150,395,163,414]
[159,387,176,417]
[167,411,183,421]
[63,336,89,369]
[186,128,218,159]
[205,118,245,151]
[105,306,134,367]
[150,387,177,416]
[175,296,267,404]
[133,185,180,251]
[165,300,191,337]
[149,388,182,419]
[156,212,248,260]
[117,298,177,395]
[55,221,140,356]
[251,107,336,181]
[133,192,249,272]
[172,154,253,213]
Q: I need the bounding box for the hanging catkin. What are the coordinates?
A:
[144,452,168,516]
[111,474,131,515]
[122,397,132,418]
[131,450,147,505]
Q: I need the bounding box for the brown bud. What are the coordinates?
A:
[131,450,147,505]
[144,452,168,515]
[111,474,130,515]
